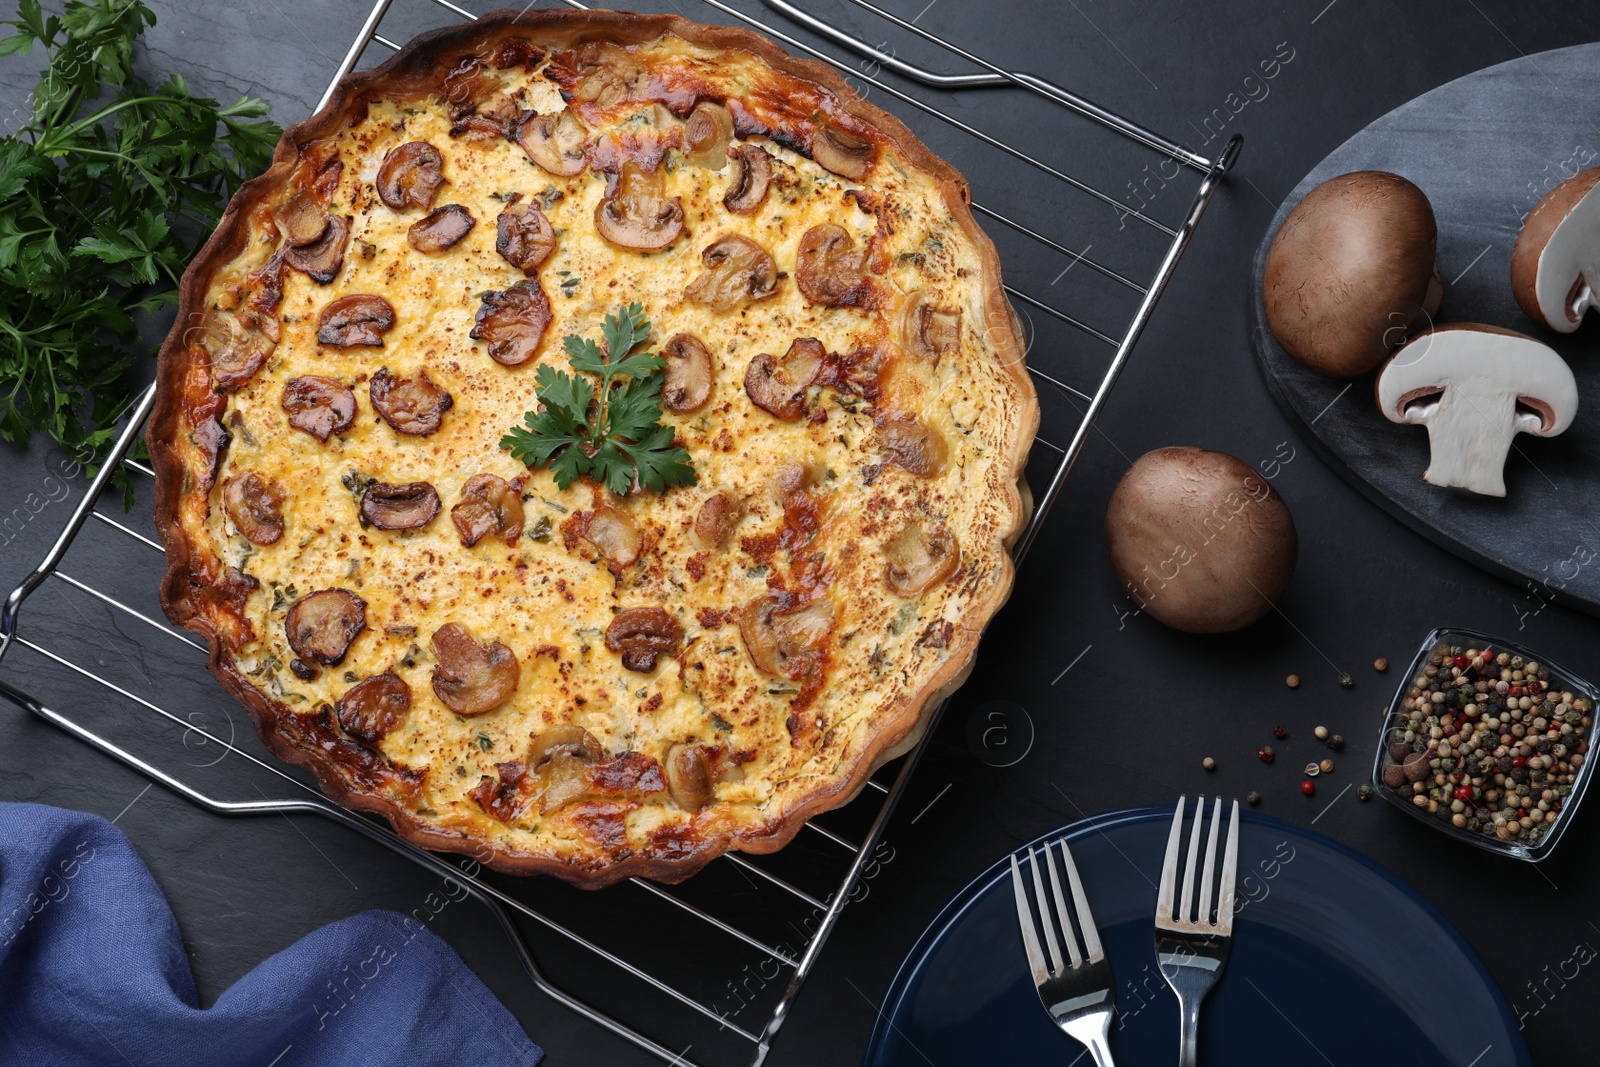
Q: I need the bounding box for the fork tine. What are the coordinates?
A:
[1058,838,1103,963]
[1216,800,1241,935]
[1178,795,1204,924]
[1043,841,1083,968]
[1028,846,1067,976]
[1156,795,1185,923]
[1197,796,1223,926]
[1010,854,1049,982]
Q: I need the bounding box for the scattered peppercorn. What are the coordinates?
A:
[1286,674,1300,689]
[1273,724,1288,739]
[1358,783,1373,801]
[1338,672,1354,688]
[1202,756,1216,771]
[1330,734,1345,751]
[1374,658,1389,672]
[1314,725,1329,741]
[1247,791,1261,806]
[1303,762,1320,777]
[1320,758,1335,774]
[1302,780,1316,796]
[1375,639,1590,848]
[1257,745,1275,764]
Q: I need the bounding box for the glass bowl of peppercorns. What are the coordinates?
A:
[1371,628,1597,862]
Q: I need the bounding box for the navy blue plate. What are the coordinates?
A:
[865,806,1529,1066]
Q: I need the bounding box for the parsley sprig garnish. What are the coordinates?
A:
[0,0,279,493]
[500,303,696,495]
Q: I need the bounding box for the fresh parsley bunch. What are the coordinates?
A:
[501,303,696,495]
[0,0,279,484]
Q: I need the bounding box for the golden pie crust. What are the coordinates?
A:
[149,8,1036,886]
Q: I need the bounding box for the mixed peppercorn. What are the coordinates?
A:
[1378,642,1591,847]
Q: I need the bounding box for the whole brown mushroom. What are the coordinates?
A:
[1262,171,1442,378]
[1105,447,1297,633]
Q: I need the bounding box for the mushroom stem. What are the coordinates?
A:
[1414,389,1517,497]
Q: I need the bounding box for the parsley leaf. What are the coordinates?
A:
[0,0,279,501]
[501,303,696,496]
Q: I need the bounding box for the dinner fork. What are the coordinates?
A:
[1010,838,1117,1067]
[1154,796,1240,1067]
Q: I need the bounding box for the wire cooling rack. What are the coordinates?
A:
[0,2,1239,1063]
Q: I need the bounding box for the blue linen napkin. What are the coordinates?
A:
[0,801,542,1066]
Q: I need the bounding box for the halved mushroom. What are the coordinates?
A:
[586,506,640,566]
[285,588,367,667]
[685,234,779,311]
[744,338,825,421]
[796,223,877,308]
[376,141,446,211]
[901,290,962,364]
[471,279,552,366]
[529,724,604,768]
[445,78,520,142]
[811,121,876,180]
[243,253,287,327]
[1376,324,1579,497]
[496,200,556,273]
[773,462,818,499]
[223,472,286,546]
[1263,171,1441,378]
[723,144,773,215]
[336,672,411,744]
[515,110,590,177]
[530,724,603,813]
[883,522,959,597]
[283,215,350,284]
[1512,167,1600,332]
[662,333,713,413]
[430,622,520,716]
[201,308,274,393]
[604,606,683,672]
[274,190,329,248]
[595,162,685,251]
[693,491,743,549]
[281,376,356,442]
[664,742,714,810]
[557,40,646,110]
[408,203,476,253]
[360,480,441,531]
[683,101,734,169]
[369,367,453,436]
[452,473,525,546]
[878,415,947,477]
[316,294,395,347]
[738,592,834,680]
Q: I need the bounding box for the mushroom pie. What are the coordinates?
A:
[150,9,1036,885]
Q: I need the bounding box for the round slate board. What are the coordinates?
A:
[1249,43,1600,618]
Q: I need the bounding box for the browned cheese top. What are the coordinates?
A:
[159,14,1035,882]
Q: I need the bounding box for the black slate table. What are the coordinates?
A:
[4,2,1599,1064]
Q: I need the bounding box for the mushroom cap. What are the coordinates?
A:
[1375,323,1578,436]
[1511,167,1600,333]
[1105,447,1297,633]
[1263,171,1438,378]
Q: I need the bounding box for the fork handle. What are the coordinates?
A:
[1083,1032,1116,1067]
[1060,1014,1116,1067]
[1177,995,1201,1067]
